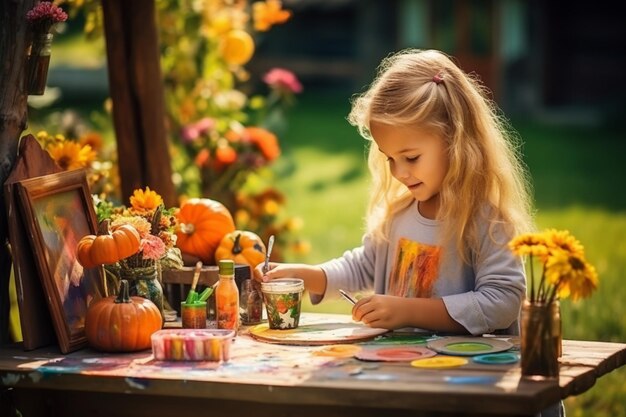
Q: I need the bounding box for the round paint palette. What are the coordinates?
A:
[411,356,468,368]
[355,346,436,362]
[472,352,520,365]
[312,344,362,358]
[427,337,513,356]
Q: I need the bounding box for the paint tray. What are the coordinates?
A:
[151,329,235,362]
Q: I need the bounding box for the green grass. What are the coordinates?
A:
[275,91,626,416]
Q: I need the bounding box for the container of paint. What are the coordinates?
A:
[151,329,235,362]
[261,278,304,330]
[181,301,207,329]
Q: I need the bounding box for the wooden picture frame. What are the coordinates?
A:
[4,135,62,350]
[15,169,104,354]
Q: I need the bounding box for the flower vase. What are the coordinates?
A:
[26,32,53,95]
[520,300,562,378]
[121,262,165,323]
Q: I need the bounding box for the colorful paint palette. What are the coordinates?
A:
[312,344,362,358]
[472,352,520,365]
[411,356,468,368]
[427,337,513,356]
[355,346,437,362]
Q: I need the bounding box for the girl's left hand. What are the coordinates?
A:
[352,294,407,330]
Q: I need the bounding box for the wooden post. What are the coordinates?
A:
[0,0,37,344]
[101,0,176,207]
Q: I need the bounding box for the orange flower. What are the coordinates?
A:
[215,145,237,165]
[195,148,211,167]
[244,127,280,161]
[78,132,103,152]
[130,187,163,212]
[253,0,291,32]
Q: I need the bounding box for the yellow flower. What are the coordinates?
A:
[47,141,96,171]
[545,251,598,301]
[220,29,255,66]
[509,228,599,303]
[262,199,280,216]
[543,228,585,258]
[508,232,550,261]
[130,187,163,212]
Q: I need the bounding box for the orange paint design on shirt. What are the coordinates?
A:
[388,237,441,297]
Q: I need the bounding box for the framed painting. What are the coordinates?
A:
[16,169,104,354]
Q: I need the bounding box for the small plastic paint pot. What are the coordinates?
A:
[261,278,304,330]
[181,301,207,329]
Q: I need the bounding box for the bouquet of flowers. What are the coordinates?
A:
[508,228,598,304]
[92,187,182,317]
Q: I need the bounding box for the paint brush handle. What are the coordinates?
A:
[263,235,275,274]
[185,261,203,304]
[190,261,202,292]
[339,289,357,305]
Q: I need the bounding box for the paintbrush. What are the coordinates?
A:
[263,234,275,274]
[185,261,203,304]
[339,289,357,305]
[198,280,218,302]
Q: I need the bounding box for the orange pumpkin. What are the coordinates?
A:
[175,198,235,264]
[85,280,162,352]
[76,220,141,268]
[215,230,266,267]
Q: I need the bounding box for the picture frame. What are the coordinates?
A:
[16,169,104,354]
[4,135,62,350]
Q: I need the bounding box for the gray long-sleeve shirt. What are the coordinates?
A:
[314,201,526,335]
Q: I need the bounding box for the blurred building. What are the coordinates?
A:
[252,0,626,122]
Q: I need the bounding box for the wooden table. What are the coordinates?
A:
[1,313,624,417]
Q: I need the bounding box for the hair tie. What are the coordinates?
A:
[432,72,444,85]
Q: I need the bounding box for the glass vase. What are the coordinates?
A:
[520,300,562,378]
[121,261,165,322]
[26,32,53,95]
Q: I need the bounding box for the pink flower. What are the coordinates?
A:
[140,234,167,260]
[26,2,68,25]
[26,2,68,36]
[181,117,215,143]
[263,68,303,94]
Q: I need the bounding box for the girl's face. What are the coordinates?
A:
[370,122,449,219]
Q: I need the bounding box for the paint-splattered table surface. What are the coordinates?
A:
[1,313,625,417]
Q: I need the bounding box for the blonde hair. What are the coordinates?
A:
[348,49,534,262]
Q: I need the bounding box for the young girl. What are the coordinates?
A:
[255,49,534,335]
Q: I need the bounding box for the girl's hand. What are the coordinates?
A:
[252,262,327,295]
[352,295,408,330]
[252,262,301,282]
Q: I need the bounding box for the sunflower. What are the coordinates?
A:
[545,251,598,301]
[47,141,96,171]
[130,187,163,212]
[509,228,598,304]
[543,228,585,258]
[508,232,550,262]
